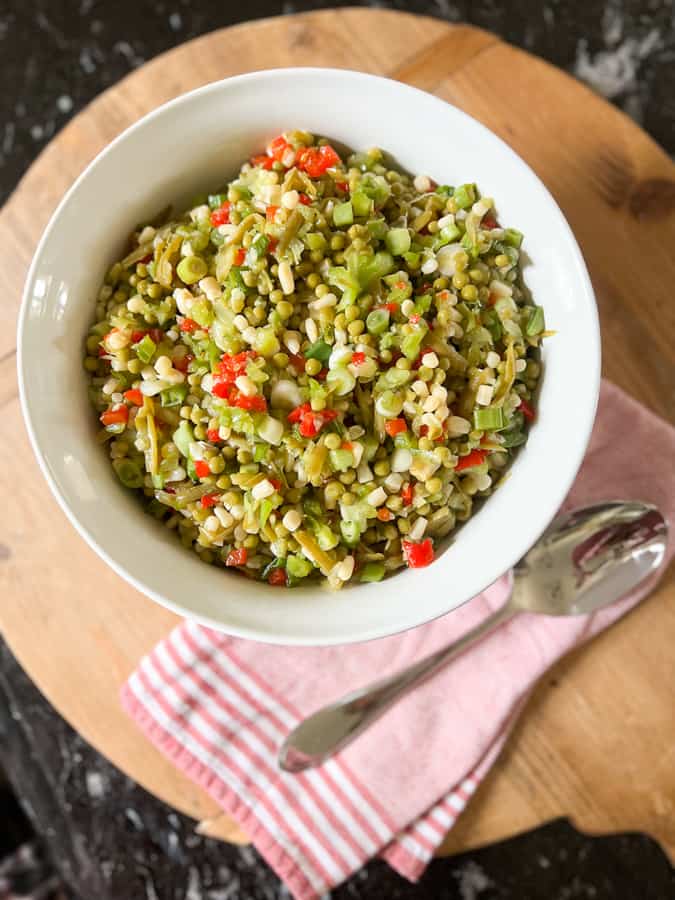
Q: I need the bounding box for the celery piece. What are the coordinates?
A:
[161,384,188,408]
[401,330,426,361]
[526,306,545,336]
[440,223,461,243]
[134,334,156,364]
[436,185,454,197]
[333,201,354,227]
[454,183,477,209]
[473,406,506,431]
[286,554,313,579]
[329,448,354,472]
[402,251,421,268]
[172,421,194,458]
[385,228,412,256]
[360,562,386,583]
[367,218,388,241]
[340,520,361,546]
[352,191,373,217]
[366,308,390,335]
[190,298,213,328]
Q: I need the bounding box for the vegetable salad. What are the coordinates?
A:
[85,131,546,589]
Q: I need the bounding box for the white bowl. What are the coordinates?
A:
[18,68,600,646]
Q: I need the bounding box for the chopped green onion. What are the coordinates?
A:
[526,306,545,336]
[440,223,461,242]
[501,429,527,448]
[208,193,228,209]
[360,562,386,582]
[259,498,274,528]
[436,185,454,197]
[402,251,421,268]
[326,367,356,396]
[134,334,157,364]
[454,183,477,209]
[176,255,208,285]
[473,406,506,431]
[367,219,388,240]
[333,201,354,227]
[161,384,189,407]
[253,443,268,462]
[503,228,523,248]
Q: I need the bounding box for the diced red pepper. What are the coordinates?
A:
[179,318,200,333]
[268,135,290,161]
[395,280,407,290]
[232,393,267,412]
[455,449,488,472]
[401,483,414,507]
[296,144,341,178]
[384,418,407,437]
[173,353,193,373]
[336,181,349,193]
[482,214,498,229]
[200,493,219,509]
[409,313,421,325]
[518,398,535,421]
[210,203,231,227]
[402,537,435,569]
[351,351,366,366]
[212,380,235,400]
[378,302,399,314]
[267,238,278,254]
[207,428,222,443]
[123,389,144,406]
[299,414,318,438]
[225,547,248,567]
[149,328,165,345]
[100,406,129,427]
[194,459,211,479]
[234,248,247,266]
[316,367,328,381]
[298,193,311,206]
[268,567,287,586]
[287,402,311,424]
[131,330,147,344]
[250,153,274,170]
[266,205,279,222]
[377,507,393,522]
[269,477,282,491]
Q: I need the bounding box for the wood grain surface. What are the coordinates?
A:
[1,8,674,861]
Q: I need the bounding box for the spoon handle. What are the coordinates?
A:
[279,603,515,772]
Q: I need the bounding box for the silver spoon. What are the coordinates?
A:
[279,501,667,773]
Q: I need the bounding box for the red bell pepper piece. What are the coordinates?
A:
[518,398,535,421]
[194,460,211,479]
[384,418,407,437]
[200,493,219,509]
[455,449,488,472]
[100,406,129,427]
[268,567,287,586]
[225,547,248,567]
[123,389,144,406]
[401,538,435,568]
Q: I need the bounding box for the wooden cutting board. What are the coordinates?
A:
[1,8,674,860]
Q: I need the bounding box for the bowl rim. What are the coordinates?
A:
[17,66,601,645]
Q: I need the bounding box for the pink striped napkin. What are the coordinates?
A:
[122,381,675,899]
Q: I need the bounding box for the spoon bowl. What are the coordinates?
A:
[279,501,668,772]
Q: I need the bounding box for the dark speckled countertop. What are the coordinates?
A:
[1,2,674,899]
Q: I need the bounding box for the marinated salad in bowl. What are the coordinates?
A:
[85,130,547,589]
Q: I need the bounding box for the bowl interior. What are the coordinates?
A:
[18,69,600,645]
